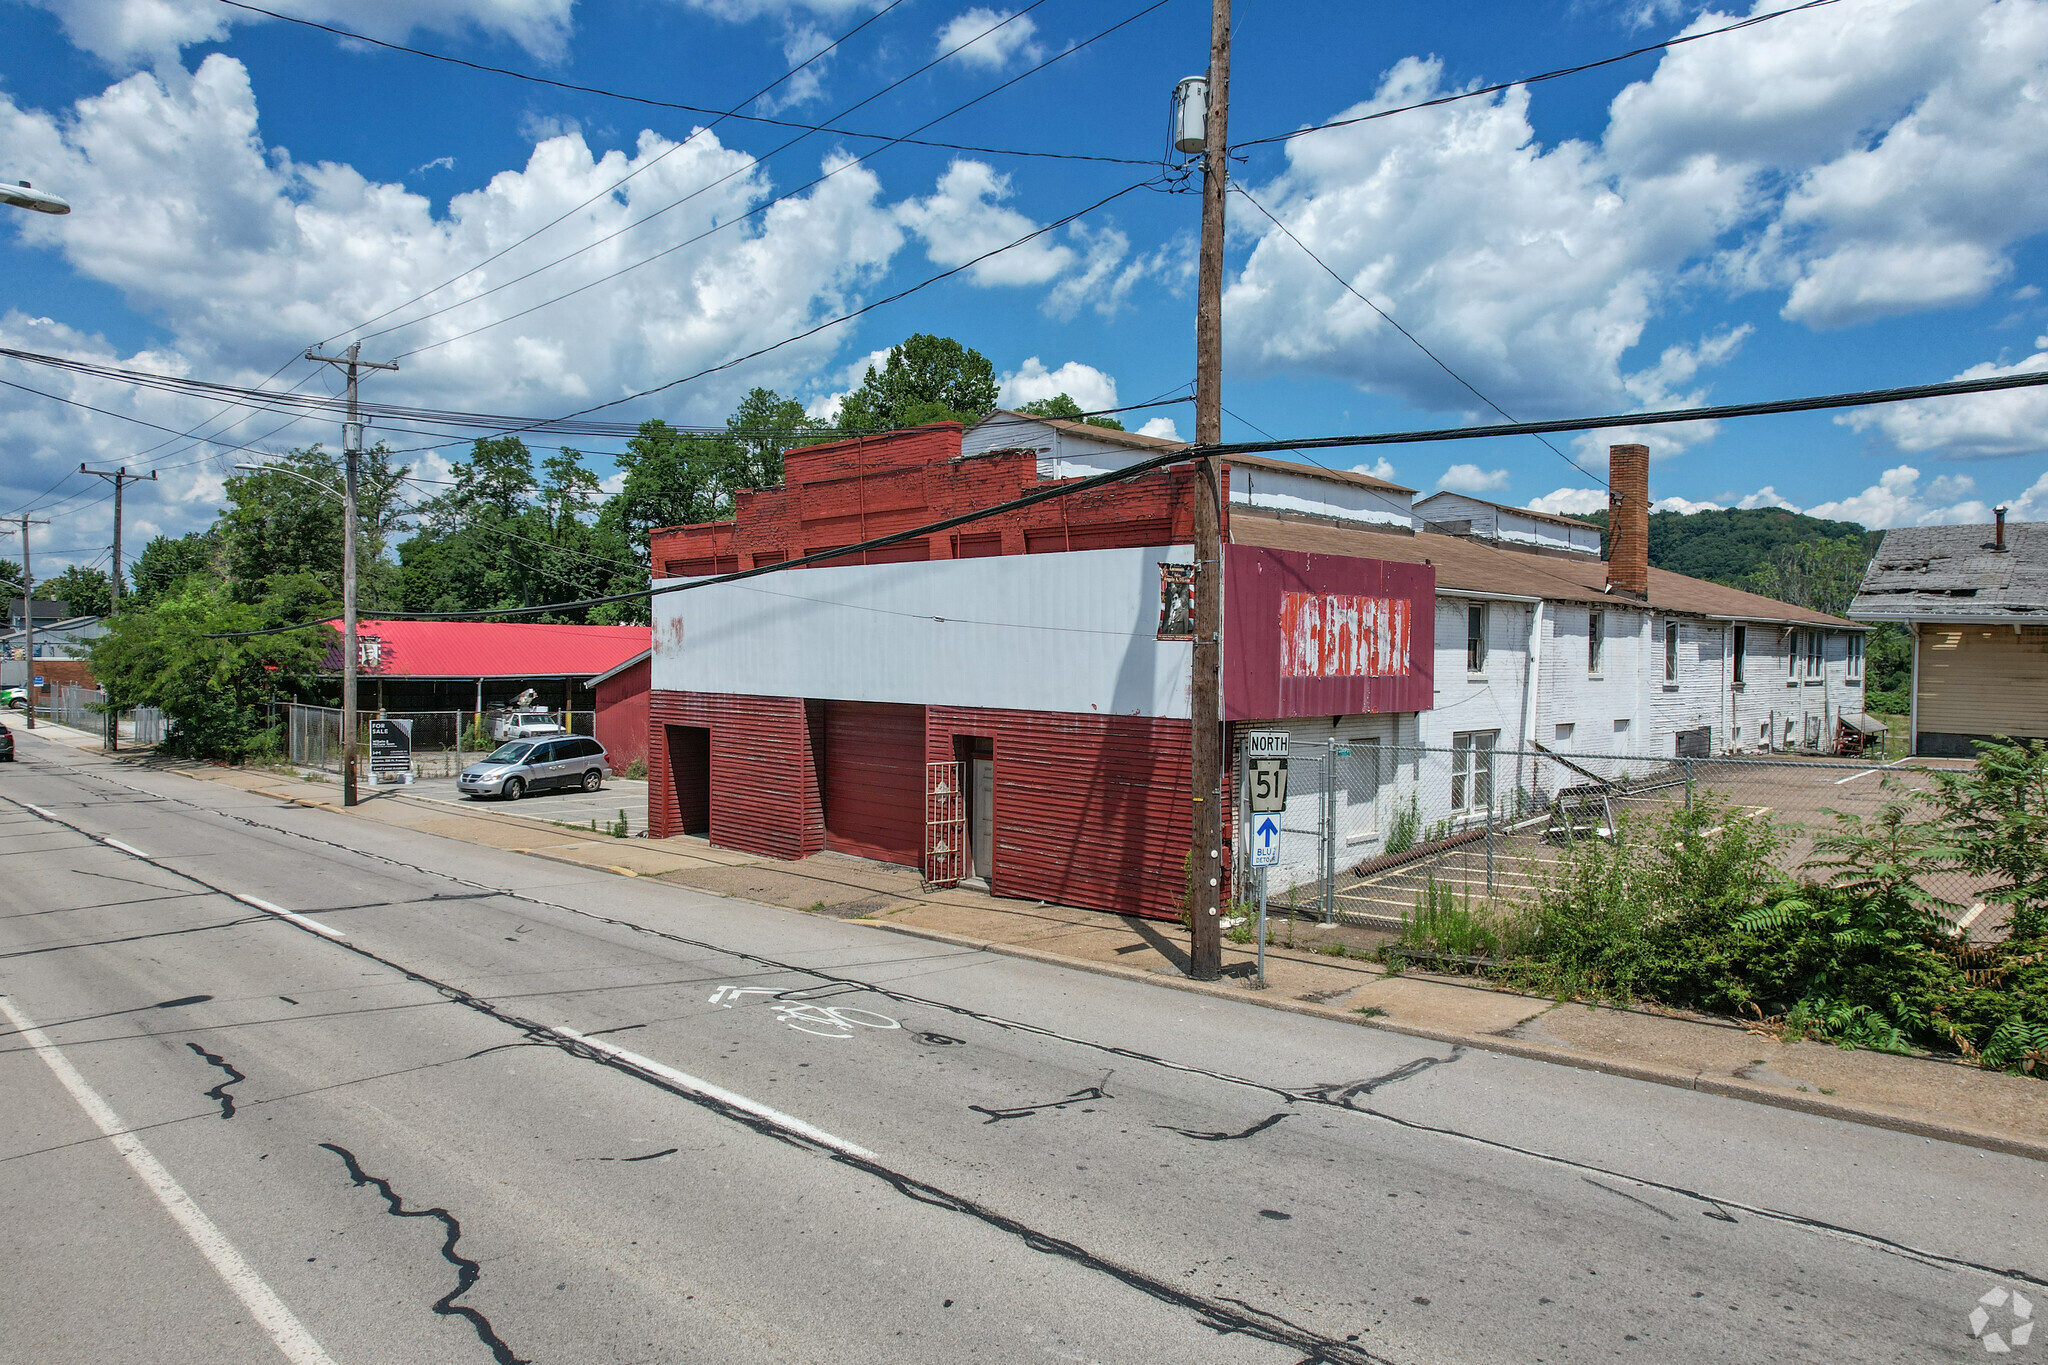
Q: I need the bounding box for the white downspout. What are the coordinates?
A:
[1520,600,1544,800]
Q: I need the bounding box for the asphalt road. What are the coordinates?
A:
[3,729,2042,1364]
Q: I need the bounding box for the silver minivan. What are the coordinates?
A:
[458,735,608,800]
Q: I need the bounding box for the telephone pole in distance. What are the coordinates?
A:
[1187,0,1232,981]
[304,341,398,808]
[79,463,157,751]
[3,516,52,729]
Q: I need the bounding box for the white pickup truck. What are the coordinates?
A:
[491,709,566,742]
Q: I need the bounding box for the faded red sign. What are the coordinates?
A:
[1277,592,1410,679]
[1224,545,1434,721]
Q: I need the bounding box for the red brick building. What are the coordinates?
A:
[645,415,1433,920]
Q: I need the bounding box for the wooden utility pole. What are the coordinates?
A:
[305,341,398,807]
[1189,0,1231,981]
[4,516,51,729]
[80,463,157,750]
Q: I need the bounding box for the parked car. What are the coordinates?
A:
[2,686,25,711]
[457,735,607,800]
[0,722,12,761]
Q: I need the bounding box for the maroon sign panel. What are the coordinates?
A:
[1223,544,1436,721]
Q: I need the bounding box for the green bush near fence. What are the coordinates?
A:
[1389,738,2048,1075]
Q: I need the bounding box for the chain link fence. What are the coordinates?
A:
[1237,740,1998,939]
[35,684,166,747]
[282,704,595,777]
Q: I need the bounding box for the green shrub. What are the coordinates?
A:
[624,756,648,781]
[1384,793,1421,854]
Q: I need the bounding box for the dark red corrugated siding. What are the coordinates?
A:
[823,702,925,867]
[927,707,1192,920]
[592,658,650,774]
[647,691,822,859]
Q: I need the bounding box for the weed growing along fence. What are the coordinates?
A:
[1389,739,2048,1075]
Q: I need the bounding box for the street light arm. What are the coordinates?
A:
[233,462,342,497]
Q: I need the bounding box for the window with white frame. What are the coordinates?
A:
[1847,633,1864,679]
[1664,621,1680,682]
[1467,604,1488,673]
[1587,608,1603,674]
[1805,630,1824,678]
[1787,629,1798,676]
[1450,730,1497,812]
[1733,624,1747,685]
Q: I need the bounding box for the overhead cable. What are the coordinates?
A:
[313,0,920,348]
[1231,183,1607,486]
[1232,0,1840,150]
[364,0,1178,357]
[206,365,2048,637]
[218,0,1151,168]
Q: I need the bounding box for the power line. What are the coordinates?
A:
[209,364,2048,638]
[310,0,921,351]
[1230,182,1606,486]
[219,0,1153,168]
[363,0,1178,358]
[1231,0,1840,151]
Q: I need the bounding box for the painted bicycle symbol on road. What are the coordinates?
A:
[707,984,902,1040]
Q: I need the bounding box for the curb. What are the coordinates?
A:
[855,918,2048,1164]
[153,752,2048,1165]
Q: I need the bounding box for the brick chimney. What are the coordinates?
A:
[1606,443,1650,599]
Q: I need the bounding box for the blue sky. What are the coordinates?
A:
[5,0,2048,574]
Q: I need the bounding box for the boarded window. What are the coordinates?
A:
[953,533,1003,558]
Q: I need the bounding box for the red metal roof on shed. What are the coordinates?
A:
[324,620,651,679]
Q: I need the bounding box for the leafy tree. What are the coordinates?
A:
[129,530,222,606]
[606,420,746,555]
[38,564,112,619]
[1864,621,1913,715]
[217,445,405,608]
[1565,507,1876,585]
[1016,392,1125,431]
[1927,739,2048,941]
[90,574,335,761]
[399,438,639,622]
[1736,537,1872,618]
[0,557,23,602]
[837,334,999,432]
[727,386,828,488]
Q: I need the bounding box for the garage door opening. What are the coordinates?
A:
[666,724,710,835]
[822,701,925,867]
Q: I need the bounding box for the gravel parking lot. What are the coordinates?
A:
[383,772,651,836]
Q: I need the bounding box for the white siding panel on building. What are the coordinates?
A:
[652,546,1195,718]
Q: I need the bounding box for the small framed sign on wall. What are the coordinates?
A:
[1158,563,1195,640]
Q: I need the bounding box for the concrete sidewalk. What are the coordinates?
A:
[115,744,2048,1162]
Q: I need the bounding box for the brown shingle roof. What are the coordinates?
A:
[1231,511,1861,627]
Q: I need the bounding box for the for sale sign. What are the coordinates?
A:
[368,718,414,784]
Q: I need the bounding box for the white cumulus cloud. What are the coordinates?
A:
[24,0,577,68]
[1526,487,1608,517]
[1139,416,1184,441]
[934,7,1041,70]
[895,160,1074,287]
[1353,457,1396,482]
[1436,464,1510,494]
[1842,340,2048,459]
[998,358,1117,414]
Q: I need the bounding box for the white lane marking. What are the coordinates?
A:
[24,803,57,819]
[1834,758,1908,786]
[556,1026,877,1161]
[0,994,339,1365]
[229,893,346,942]
[102,836,151,858]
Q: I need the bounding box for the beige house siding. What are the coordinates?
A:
[1917,625,2048,739]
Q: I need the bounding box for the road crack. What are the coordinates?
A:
[318,1142,526,1365]
[184,1041,244,1119]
